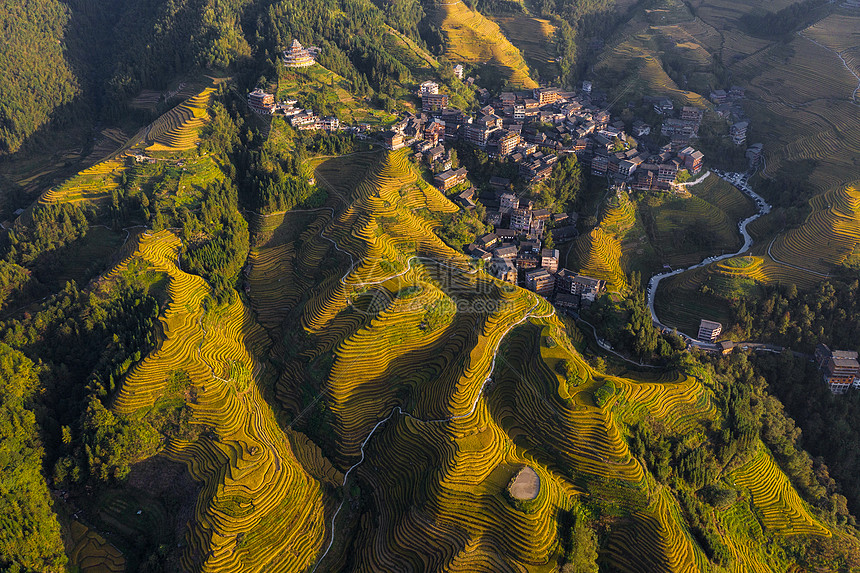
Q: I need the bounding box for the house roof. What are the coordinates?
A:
[526,267,552,280]
[556,292,579,303]
[572,275,601,288]
[493,245,518,258]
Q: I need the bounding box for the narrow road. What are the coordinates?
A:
[798,31,860,106]
[646,170,771,345]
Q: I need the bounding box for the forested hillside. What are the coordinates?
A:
[0,0,78,153]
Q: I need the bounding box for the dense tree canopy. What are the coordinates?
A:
[0,0,78,153]
[0,344,67,572]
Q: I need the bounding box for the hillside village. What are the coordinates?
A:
[245,55,860,401]
[242,39,774,319]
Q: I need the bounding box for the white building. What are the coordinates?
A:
[420,80,439,95]
[697,319,722,342]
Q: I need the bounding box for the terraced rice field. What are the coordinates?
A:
[102,229,328,572]
[490,14,559,79]
[600,190,637,236]
[74,144,837,571]
[731,448,830,537]
[688,175,756,223]
[644,194,743,267]
[605,490,705,572]
[384,26,440,75]
[68,521,125,572]
[426,0,538,88]
[38,158,124,205]
[653,265,733,334]
[571,227,627,291]
[146,87,215,152]
[595,36,710,107]
[768,185,860,274]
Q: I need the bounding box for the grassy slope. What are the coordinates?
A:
[424,0,538,88]
[28,125,852,571]
[596,0,860,333]
[247,150,846,571]
[490,13,560,81]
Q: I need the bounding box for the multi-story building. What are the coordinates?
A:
[493,245,518,260]
[632,121,651,137]
[661,118,699,139]
[478,233,499,249]
[383,130,405,150]
[710,89,727,104]
[697,319,722,342]
[815,344,860,394]
[453,64,465,79]
[534,87,560,106]
[617,157,642,178]
[540,248,559,272]
[420,80,439,95]
[746,143,763,166]
[289,111,318,128]
[633,164,659,190]
[320,116,340,131]
[510,208,532,232]
[424,145,445,163]
[555,269,603,302]
[657,162,679,186]
[499,192,519,213]
[531,209,551,236]
[591,154,609,176]
[422,93,449,113]
[247,89,275,114]
[731,121,748,146]
[526,267,555,297]
[516,252,540,271]
[490,257,517,284]
[680,106,704,123]
[464,115,501,148]
[678,147,704,174]
[425,121,444,146]
[496,130,521,156]
[434,167,468,191]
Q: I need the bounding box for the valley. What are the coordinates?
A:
[1,0,860,571]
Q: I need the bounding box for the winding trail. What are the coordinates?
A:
[278,155,556,570]
[646,170,771,344]
[673,169,712,189]
[798,31,860,106]
[311,296,553,571]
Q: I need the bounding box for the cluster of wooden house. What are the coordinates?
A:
[246,89,340,132]
[394,81,713,191]
[466,229,603,310]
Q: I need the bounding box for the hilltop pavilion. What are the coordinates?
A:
[283,39,315,67]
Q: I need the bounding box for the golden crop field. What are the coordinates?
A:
[102,229,327,572]
[426,0,538,88]
[146,88,215,152]
[47,141,842,571]
[570,227,628,291]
